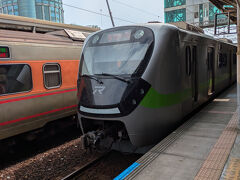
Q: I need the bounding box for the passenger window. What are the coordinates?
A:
[186,46,191,76]
[207,51,211,70]
[43,63,61,89]
[218,53,227,68]
[0,64,32,95]
[233,53,237,65]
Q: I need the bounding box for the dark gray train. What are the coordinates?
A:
[77,23,236,149]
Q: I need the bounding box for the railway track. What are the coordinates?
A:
[60,150,142,180]
[0,117,80,170]
[61,151,111,180]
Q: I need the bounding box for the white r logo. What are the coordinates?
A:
[93,86,106,95]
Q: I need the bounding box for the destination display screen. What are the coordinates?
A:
[99,30,131,44]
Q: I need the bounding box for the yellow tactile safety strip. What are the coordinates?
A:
[194,111,238,180]
[222,158,240,180]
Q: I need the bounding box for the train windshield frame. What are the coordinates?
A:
[80,26,154,77]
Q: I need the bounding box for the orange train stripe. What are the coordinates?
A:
[0,105,77,126]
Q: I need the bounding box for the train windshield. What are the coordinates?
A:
[81,27,153,76]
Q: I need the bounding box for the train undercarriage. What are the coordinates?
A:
[79,117,153,153]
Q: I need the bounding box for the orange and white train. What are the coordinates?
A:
[0,27,94,142]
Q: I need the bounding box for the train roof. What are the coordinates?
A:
[84,22,236,47]
[143,22,236,46]
[0,14,98,33]
[0,28,84,46]
[169,21,204,34]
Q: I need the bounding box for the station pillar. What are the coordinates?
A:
[237,4,240,128]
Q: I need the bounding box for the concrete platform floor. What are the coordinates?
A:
[115,85,239,180]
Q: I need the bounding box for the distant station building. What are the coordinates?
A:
[0,0,64,23]
[164,0,226,28]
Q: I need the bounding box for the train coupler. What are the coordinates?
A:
[79,130,114,151]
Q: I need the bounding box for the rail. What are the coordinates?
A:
[61,151,111,180]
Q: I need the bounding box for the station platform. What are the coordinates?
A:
[115,85,240,180]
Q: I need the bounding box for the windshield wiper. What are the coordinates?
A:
[100,73,130,83]
[82,74,103,84]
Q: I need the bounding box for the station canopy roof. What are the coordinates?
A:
[209,0,238,23]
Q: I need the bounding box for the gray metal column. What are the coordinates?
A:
[106,0,115,27]
[237,4,240,128]
[18,0,36,19]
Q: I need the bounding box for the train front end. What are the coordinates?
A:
[77,26,154,149]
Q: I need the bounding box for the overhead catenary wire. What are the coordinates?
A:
[111,0,161,19]
[62,3,136,24]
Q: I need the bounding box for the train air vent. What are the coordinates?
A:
[43,63,62,89]
[64,29,89,41]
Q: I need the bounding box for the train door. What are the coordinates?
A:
[192,46,198,102]
[207,47,215,96]
[233,49,237,82]
[229,50,232,84]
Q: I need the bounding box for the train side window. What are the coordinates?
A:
[224,53,228,66]
[207,51,210,70]
[233,52,237,65]
[218,53,222,68]
[186,46,191,76]
[218,53,227,68]
[43,63,61,89]
[0,64,32,95]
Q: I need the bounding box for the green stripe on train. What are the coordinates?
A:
[140,87,191,108]
[140,73,232,108]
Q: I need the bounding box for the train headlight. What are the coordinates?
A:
[134,30,145,39]
[120,78,151,115]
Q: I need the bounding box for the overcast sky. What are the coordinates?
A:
[62,0,164,29]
